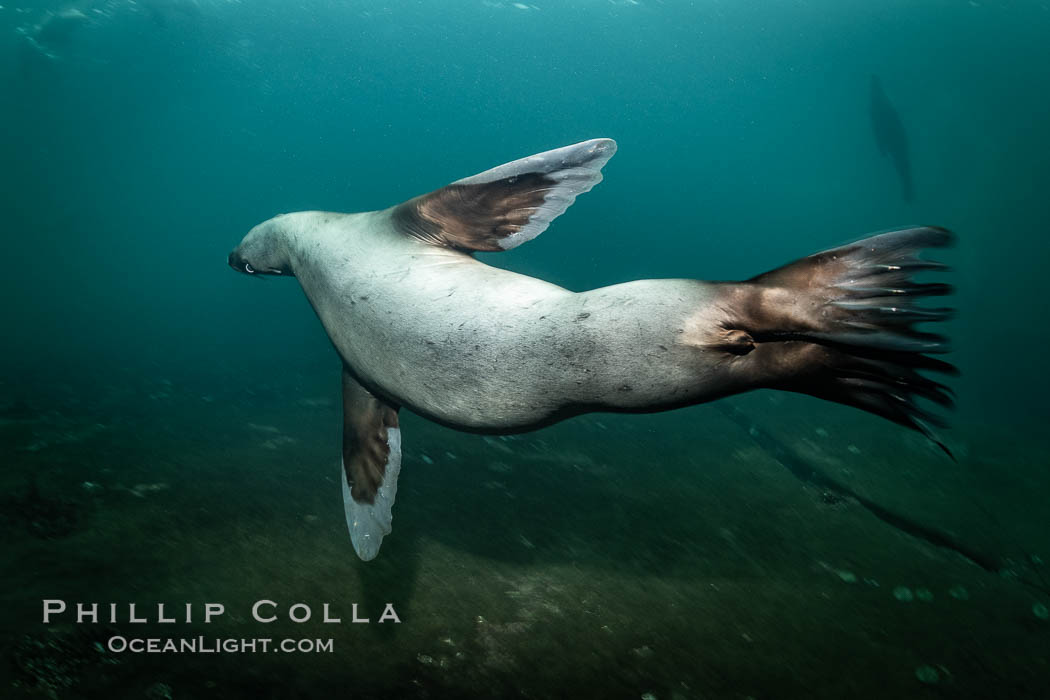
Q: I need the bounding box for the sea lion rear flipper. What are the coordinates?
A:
[340,367,401,561]
[734,226,956,456]
[391,138,617,252]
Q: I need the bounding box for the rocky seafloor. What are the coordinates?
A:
[1,371,1048,699]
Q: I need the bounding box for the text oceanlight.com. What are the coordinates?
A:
[107,637,335,654]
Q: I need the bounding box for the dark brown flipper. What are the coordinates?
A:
[342,368,400,504]
[390,138,616,252]
[392,173,560,252]
[724,227,957,455]
[746,226,954,353]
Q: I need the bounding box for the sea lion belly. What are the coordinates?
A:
[292,217,724,431]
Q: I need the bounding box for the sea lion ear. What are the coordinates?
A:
[390,138,617,252]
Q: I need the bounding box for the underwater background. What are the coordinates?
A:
[1,0,1049,697]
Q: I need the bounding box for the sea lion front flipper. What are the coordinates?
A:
[340,367,401,561]
[391,138,617,252]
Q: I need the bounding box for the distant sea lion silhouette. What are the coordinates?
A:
[229,139,955,560]
[18,7,90,61]
[870,75,915,203]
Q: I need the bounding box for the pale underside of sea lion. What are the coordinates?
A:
[228,138,955,561]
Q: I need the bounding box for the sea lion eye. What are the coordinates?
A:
[245,262,255,274]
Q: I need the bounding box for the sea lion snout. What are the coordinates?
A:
[229,217,296,277]
[227,251,255,274]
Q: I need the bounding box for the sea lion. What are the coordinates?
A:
[870,75,915,203]
[18,7,90,61]
[228,138,955,560]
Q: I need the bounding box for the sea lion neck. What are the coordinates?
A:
[281,211,373,274]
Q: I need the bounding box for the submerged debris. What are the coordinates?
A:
[20,422,108,453]
[816,561,857,583]
[915,665,940,684]
[820,490,846,506]
[145,682,174,700]
[296,397,333,408]
[127,482,170,498]
[488,461,513,474]
[260,435,297,450]
[482,436,514,454]
[81,481,104,494]
[246,423,282,434]
[892,586,914,602]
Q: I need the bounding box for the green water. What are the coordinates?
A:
[2,1,1049,698]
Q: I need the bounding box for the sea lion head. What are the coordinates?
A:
[228,215,293,276]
